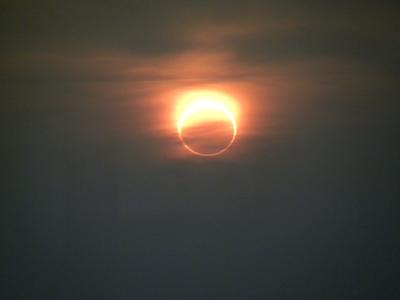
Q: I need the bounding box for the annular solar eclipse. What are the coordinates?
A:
[176,90,238,157]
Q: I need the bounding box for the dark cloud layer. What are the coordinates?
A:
[2,1,400,299]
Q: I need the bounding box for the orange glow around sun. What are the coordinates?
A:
[175,90,239,157]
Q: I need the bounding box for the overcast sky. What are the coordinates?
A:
[2,1,400,299]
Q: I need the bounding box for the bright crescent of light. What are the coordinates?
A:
[178,101,237,157]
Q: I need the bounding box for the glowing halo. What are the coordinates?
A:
[178,100,237,157]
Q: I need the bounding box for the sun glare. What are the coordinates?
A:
[175,90,239,157]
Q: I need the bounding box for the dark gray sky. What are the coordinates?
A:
[2,1,400,299]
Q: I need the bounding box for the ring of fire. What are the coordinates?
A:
[178,101,237,157]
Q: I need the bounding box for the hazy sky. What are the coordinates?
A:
[2,1,400,299]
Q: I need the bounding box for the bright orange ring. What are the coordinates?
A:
[178,101,237,157]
